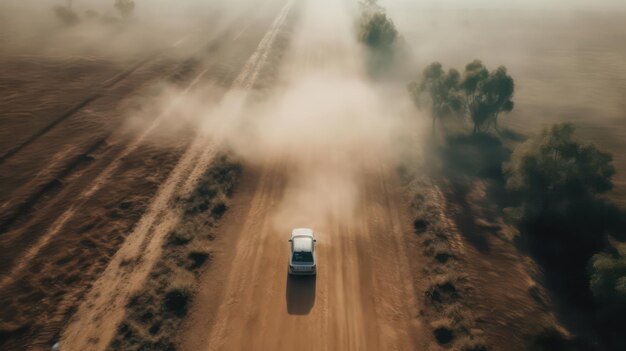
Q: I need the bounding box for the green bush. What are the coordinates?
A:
[358,11,398,52]
[505,123,626,349]
[505,122,617,300]
[589,243,626,309]
[505,123,614,216]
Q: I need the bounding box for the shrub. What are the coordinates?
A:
[358,11,398,52]
[357,0,402,74]
[505,123,617,264]
[506,123,623,348]
[589,243,626,310]
[506,123,614,213]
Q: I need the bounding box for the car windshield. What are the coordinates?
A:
[292,251,313,263]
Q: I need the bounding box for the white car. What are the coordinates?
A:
[288,228,317,275]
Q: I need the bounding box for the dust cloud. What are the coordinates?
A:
[0,0,283,60]
[129,0,425,236]
[382,0,626,204]
[219,0,422,234]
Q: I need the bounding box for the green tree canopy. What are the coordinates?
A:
[505,123,615,213]
[358,11,398,52]
[408,62,464,129]
[462,60,515,133]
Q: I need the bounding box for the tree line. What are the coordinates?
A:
[408,61,514,134]
[409,56,624,349]
[54,0,135,25]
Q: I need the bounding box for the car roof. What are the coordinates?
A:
[292,236,314,253]
[291,228,314,238]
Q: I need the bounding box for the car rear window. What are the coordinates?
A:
[292,251,313,263]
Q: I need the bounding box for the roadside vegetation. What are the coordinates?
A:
[408,60,515,134]
[53,0,136,25]
[356,0,405,76]
[108,155,241,351]
[401,169,488,350]
[505,123,624,349]
[406,54,626,349]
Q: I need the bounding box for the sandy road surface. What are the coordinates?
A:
[181,0,425,349]
[182,159,425,351]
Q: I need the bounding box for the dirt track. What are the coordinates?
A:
[174,0,429,348]
[179,158,425,351]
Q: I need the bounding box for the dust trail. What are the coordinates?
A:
[201,0,419,349]
[59,1,294,350]
[182,0,293,193]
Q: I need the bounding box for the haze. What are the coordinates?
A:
[1,1,625,350]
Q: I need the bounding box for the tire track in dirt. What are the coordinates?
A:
[59,2,294,349]
[0,39,202,234]
[0,139,107,234]
[1,0,291,248]
[0,48,172,166]
[183,158,422,351]
[0,67,211,292]
[0,144,78,214]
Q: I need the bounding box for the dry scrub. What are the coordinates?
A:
[401,169,487,350]
[107,155,241,351]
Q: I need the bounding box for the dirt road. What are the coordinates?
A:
[181,0,425,349]
[180,159,425,351]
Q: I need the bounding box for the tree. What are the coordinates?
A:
[359,0,383,14]
[358,11,398,52]
[461,60,515,133]
[115,0,135,18]
[505,123,615,214]
[53,0,79,26]
[408,62,465,131]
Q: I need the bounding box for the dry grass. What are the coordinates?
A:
[402,171,486,349]
[107,155,241,351]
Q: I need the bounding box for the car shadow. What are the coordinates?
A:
[286,273,316,315]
